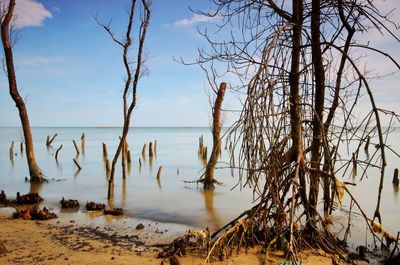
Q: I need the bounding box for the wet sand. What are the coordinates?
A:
[0,208,353,265]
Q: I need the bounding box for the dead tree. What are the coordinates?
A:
[203,82,226,189]
[1,0,42,181]
[190,0,400,261]
[96,0,151,199]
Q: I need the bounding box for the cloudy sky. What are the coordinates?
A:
[0,0,399,127]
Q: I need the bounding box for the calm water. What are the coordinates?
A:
[0,127,254,231]
[0,126,399,246]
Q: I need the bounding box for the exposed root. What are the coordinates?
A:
[60,198,79,208]
[12,206,57,220]
[103,208,123,216]
[85,201,105,211]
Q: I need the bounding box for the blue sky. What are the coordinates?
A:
[0,0,399,127]
[0,0,223,127]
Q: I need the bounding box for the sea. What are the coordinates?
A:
[0,126,399,247]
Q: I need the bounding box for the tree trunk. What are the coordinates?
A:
[1,0,42,181]
[309,0,326,219]
[204,82,227,189]
[289,0,307,211]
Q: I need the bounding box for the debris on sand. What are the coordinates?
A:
[103,208,123,216]
[60,198,79,209]
[0,190,8,204]
[85,201,105,211]
[0,241,7,255]
[15,192,43,204]
[13,206,57,220]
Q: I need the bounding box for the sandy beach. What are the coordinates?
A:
[0,208,347,265]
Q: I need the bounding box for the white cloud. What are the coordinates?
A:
[173,14,220,27]
[10,0,52,28]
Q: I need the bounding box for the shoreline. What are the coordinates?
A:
[0,207,354,265]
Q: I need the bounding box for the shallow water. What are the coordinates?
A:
[0,126,399,247]
[0,127,254,232]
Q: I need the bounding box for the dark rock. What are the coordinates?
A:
[0,190,8,204]
[60,198,79,208]
[15,192,43,204]
[136,223,145,230]
[103,208,123,216]
[85,201,105,211]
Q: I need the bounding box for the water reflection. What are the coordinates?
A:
[149,155,153,173]
[157,177,162,190]
[122,178,127,206]
[29,181,43,194]
[202,188,222,230]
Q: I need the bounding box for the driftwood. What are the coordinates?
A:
[72,140,80,155]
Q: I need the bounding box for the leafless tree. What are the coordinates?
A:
[1,0,43,182]
[192,0,399,260]
[96,0,151,199]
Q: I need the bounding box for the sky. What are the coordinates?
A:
[0,0,399,127]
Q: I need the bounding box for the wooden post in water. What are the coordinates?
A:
[81,133,85,155]
[154,140,157,155]
[55,145,63,161]
[102,142,108,158]
[20,142,23,155]
[73,158,82,170]
[149,142,153,157]
[156,166,163,179]
[9,141,14,160]
[127,150,131,163]
[142,143,146,157]
[72,140,80,155]
[46,134,58,146]
[139,157,142,168]
[393,168,399,186]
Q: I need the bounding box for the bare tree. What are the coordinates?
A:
[1,0,42,182]
[204,82,227,189]
[190,0,400,260]
[96,0,151,199]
